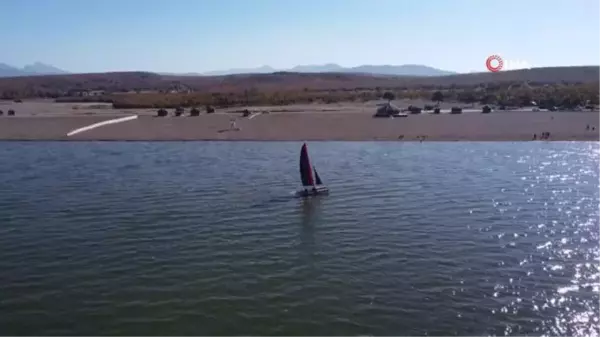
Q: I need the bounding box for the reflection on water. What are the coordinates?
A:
[297,197,321,264]
[0,141,597,336]
[299,195,322,226]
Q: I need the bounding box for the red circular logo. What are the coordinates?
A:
[486,55,504,72]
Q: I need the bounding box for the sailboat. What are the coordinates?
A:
[296,143,329,197]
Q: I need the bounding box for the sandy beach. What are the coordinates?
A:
[0,100,598,141]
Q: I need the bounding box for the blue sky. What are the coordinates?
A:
[0,0,598,73]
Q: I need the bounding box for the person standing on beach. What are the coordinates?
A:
[230,118,237,131]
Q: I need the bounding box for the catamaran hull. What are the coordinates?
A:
[295,186,330,197]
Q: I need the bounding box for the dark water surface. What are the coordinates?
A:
[0,141,597,336]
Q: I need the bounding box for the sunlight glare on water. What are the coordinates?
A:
[489,142,599,337]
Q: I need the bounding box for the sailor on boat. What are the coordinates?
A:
[304,175,321,195]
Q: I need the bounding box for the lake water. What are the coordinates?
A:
[0,141,597,336]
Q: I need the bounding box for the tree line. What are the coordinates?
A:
[108,82,599,109]
[1,81,598,110]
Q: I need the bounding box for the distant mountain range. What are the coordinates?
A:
[178,63,457,77]
[0,62,69,77]
[0,62,456,78]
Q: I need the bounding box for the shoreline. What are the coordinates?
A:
[0,101,598,142]
[0,138,600,144]
[0,114,597,142]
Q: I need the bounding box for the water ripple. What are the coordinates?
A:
[0,141,597,336]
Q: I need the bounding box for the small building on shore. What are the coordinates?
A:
[68,89,106,97]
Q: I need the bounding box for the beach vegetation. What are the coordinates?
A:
[382,91,395,102]
[432,91,444,104]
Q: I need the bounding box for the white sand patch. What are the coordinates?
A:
[66,115,138,137]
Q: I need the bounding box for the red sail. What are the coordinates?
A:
[299,143,314,187]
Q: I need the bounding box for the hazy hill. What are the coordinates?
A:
[0,62,455,78]
[202,65,276,76]
[286,64,456,76]
[0,62,69,77]
[347,64,456,76]
[164,63,457,77]
[22,62,69,75]
[0,66,597,98]
[0,63,25,77]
